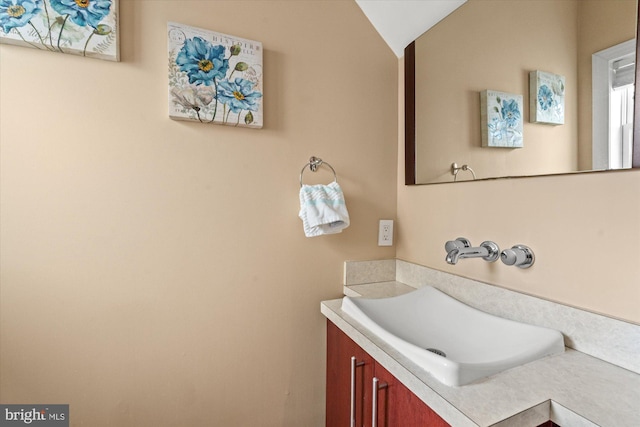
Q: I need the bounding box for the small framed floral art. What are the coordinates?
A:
[480,89,524,148]
[0,0,119,61]
[168,22,263,129]
[529,70,565,125]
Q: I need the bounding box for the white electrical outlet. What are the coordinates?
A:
[378,219,394,246]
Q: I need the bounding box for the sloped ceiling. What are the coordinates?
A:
[355,0,467,57]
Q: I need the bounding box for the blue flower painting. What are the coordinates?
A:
[168,22,263,129]
[530,70,565,125]
[481,90,524,148]
[0,0,118,60]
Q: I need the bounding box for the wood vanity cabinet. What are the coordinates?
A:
[326,320,450,427]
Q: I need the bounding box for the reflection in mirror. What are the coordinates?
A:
[593,39,636,170]
[406,0,638,184]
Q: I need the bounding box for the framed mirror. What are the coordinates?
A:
[405,0,640,185]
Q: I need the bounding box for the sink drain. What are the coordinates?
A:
[426,348,446,358]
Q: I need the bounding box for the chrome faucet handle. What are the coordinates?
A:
[479,241,500,262]
[445,237,471,253]
[501,245,535,268]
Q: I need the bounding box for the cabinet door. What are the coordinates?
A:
[326,320,373,427]
[372,362,450,427]
[327,320,450,427]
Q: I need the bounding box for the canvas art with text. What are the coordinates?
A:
[480,90,524,148]
[0,0,119,61]
[168,22,263,129]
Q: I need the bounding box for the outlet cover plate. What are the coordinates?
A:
[378,219,394,246]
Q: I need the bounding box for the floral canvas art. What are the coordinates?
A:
[529,70,565,125]
[480,90,524,148]
[0,0,119,61]
[168,22,263,129]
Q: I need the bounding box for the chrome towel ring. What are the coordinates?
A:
[451,162,477,181]
[300,156,337,187]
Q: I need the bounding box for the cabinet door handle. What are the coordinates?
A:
[350,356,365,427]
[371,377,388,427]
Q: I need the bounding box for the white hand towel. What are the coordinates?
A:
[299,182,350,237]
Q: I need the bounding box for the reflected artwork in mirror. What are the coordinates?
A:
[405,0,639,185]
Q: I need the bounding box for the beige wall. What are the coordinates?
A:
[415,0,579,183]
[0,1,398,425]
[399,53,640,324]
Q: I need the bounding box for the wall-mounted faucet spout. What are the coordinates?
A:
[444,239,500,265]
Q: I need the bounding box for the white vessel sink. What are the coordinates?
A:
[341,286,565,386]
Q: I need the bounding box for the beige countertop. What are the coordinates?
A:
[321,281,640,427]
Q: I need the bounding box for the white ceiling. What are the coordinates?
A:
[355,0,467,57]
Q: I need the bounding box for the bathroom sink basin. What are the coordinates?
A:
[341,286,564,386]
